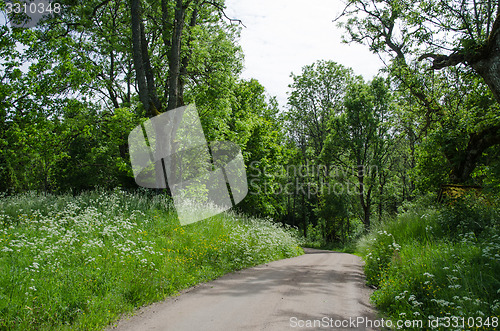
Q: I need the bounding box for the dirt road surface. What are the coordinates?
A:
[109,248,379,331]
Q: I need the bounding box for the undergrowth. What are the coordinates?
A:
[0,189,303,330]
[357,194,500,330]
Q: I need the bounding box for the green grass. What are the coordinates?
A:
[0,189,303,330]
[357,196,500,330]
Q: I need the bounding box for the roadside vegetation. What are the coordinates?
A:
[2,0,500,329]
[0,189,303,330]
[357,194,500,329]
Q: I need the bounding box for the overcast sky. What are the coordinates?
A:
[225,0,384,108]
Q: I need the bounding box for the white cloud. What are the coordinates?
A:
[225,0,384,107]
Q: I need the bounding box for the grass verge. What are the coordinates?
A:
[0,189,303,330]
[357,195,500,330]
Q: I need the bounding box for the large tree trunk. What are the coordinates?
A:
[167,0,187,111]
[471,13,500,103]
[447,124,500,183]
[130,0,150,113]
[130,0,169,192]
[140,22,161,113]
[179,1,199,106]
[130,0,162,117]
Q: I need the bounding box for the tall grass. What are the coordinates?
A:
[357,195,500,329]
[0,189,303,330]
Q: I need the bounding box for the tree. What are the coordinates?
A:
[0,0,248,193]
[128,0,244,115]
[0,17,23,191]
[286,60,354,156]
[285,60,355,236]
[337,0,500,101]
[336,0,500,185]
[323,77,394,230]
[228,79,288,218]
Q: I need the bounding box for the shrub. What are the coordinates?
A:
[438,194,499,238]
[358,230,401,286]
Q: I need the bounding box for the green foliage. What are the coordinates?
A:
[358,230,401,286]
[283,61,354,237]
[311,191,363,244]
[337,0,498,69]
[412,72,500,187]
[0,190,303,330]
[372,240,500,328]
[281,60,404,241]
[338,0,500,187]
[203,79,290,219]
[0,0,260,196]
[411,137,449,193]
[287,60,354,156]
[52,107,144,192]
[357,198,500,326]
[438,194,499,238]
[1,102,143,192]
[324,76,395,229]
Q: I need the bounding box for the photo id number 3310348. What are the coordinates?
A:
[5,1,61,15]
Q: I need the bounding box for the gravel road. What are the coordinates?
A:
[108,248,379,331]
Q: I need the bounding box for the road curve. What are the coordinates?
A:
[108,248,379,331]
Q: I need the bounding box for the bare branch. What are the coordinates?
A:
[333,1,353,23]
[202,1,247,28]
[91,0,111,18]
[418,52,467,70]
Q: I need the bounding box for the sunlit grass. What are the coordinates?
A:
[0,189,303,330]
[357,197,500,329]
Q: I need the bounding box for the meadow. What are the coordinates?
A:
[358,195,500,330]
[0,189,303,330]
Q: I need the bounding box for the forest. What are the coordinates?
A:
[0,0,499,329]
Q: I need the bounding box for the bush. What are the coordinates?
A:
[359,230,401,286]
[438,194,499,238]
[357,210,440,286]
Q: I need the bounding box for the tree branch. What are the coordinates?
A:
[202,1,247,27]
[418,52,467,70]
[91,0,111,17]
